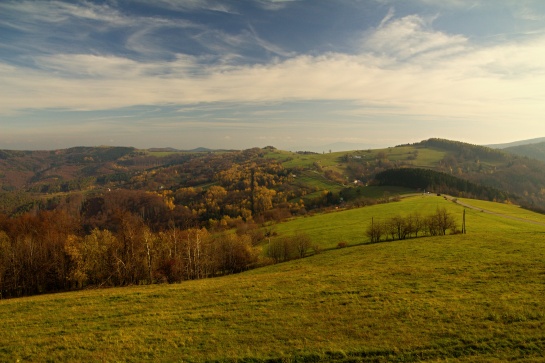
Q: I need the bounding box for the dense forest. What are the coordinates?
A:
[0,148,315,298]
[374,168,510,202]
[0,208,263,298]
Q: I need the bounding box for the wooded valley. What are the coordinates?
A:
[2,138,545,298]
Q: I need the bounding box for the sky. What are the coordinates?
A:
[1,0,545,151]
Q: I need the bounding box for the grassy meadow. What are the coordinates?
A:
[2,196,545,362]
[271,195,464,250]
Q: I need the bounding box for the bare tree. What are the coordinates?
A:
[426,208,456,236]
[411,212,424,237]
[435,208,456,235]
[366,219,384,243]
[294,232,312,258]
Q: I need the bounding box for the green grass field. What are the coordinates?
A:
[296,170,343,189]
[271,195,463,250]
[2,197,545,362]
[457,198,545,223]
[272,151,345,170]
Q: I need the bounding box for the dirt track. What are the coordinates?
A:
[442,195,545,227]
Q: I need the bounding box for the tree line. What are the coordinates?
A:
[0,208,272,299]
[416,138,507,162]
[365,208,458,243]
[374,168,509,202]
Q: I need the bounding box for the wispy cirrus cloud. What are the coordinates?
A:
[0,0,128,28]
[132,0,240,14]
[2,1,545,149]
[2,15,544,128]
[0,0,293,64]
[364,14,468,62]
[254,0,303,11]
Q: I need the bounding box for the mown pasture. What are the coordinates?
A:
[1,196,545,362]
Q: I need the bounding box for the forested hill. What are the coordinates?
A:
[502,142,545,163]
[410,138,545,210]
[374,168,509,202]
[2,139,545,296]
[2,138,545,219]
[0,146,136,191]
[416,138,507,162]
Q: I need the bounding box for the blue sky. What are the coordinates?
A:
[1,0,545,151]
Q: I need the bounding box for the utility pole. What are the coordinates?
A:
[462,209,466,234]
[250,168,255,215]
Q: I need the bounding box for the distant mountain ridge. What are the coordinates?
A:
[502,142,545,163]
[485,137,545,162]
[487,137,545,149]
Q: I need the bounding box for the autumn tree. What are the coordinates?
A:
[142,225,158,283]
[0,231,12,297]
[203,185,227,220]
[211,234,257,275]
[268,236,297,262]
[64,234,86,288]
[156,226,184,283]
[180,228,211,280]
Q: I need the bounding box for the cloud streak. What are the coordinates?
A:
[2,1,545,149]
[2,13,544,128]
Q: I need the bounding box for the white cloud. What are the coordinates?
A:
[515,5,545,21]
[1,13,545,139]
[132,0,239,14]
[378,7,395,28]
[364,14,468,62]
[255,0,301,11]
[416,0,477,8]
[0,0,128,26]
[376,0,481,10]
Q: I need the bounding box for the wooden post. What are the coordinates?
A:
[462,209,466,234]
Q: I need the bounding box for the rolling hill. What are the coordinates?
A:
[487,136,545,149]
[3,137,545,218]
[3,138,545,360]
[502,141,545,163]
[2,196,545,361]
[486,137,545,162]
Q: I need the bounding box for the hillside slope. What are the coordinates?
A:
[409,139,545,209]
[503,141,545,162]
[2,197,545,362]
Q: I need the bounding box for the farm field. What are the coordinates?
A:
[2,197,545,362]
